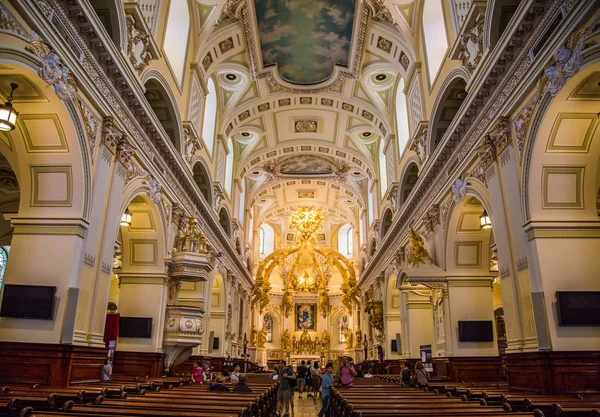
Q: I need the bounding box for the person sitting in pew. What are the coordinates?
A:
[270,364,279,380]
[232,374,252,393]
[228,362,241,385]
[208,374,230,392]
[102,359,112,381]
[401,361,414,387]
[414,361,428,387]
[363,367,374,378]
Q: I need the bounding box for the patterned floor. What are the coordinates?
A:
[277,391,325,417]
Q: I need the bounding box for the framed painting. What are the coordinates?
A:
[296,303,317,331]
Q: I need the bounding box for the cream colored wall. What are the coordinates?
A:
[116,280,167,352]
[448,283,498,356]
[407,303,434,358]
[530,237,600,351]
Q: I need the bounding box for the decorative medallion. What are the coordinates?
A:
[218,37,235,53]
[294,120,318,133]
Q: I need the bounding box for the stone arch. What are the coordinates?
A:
[89,0,126,51]
[143,73,183,151]
[218,206,231,237]
[520,62,600,351]
[399,162,420,205]
[523,63,600,223]
[206,271,226,355]
[384,273,401,357]
[428,73,468,153]
[113,188,168,352]
[192,158,213,205]
[380,208,393,237]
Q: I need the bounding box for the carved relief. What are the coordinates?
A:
[126,15,153,75]
[25,32,77,100]
[459,16,484,74]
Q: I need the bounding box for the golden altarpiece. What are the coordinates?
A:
[248,208,371,366]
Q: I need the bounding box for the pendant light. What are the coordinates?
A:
[120,209,132,227]
[0,83,19,132]
[479,210,492,229]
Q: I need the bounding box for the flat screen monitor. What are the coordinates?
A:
[118,317,153,338]
[556,291,600,326]
[0,284,56,319]
[458,320,494,342]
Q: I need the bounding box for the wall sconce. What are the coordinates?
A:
[0,83,19,132]
[120,208,132,227]
[479,210,492,229]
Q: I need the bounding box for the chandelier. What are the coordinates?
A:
[290,207,325,241]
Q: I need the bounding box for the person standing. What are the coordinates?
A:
[276,360,296,417]
[192,361,202,383]
[318,362,334,417]
[310,361,321,398]
[338,357,357,387]
[296,360,307,398]
[305,360,313,397]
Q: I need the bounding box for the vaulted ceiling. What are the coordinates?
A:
[194,0,420,241]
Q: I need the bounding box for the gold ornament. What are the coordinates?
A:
[407,227,434,266]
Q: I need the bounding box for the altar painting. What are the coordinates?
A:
[296,304,317,330]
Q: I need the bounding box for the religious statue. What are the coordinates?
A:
[355,325,362,348]
[283,290,293,318]
[319,291,329,318]
[249,324,257,347]
[321,330,330,351]
[407,227,435,266]
[345,328,353,350]
[292,335,298,353]
[281,328,292,351]
[257,327,267,348]
[314,336,320,353]
[298,328,313,353]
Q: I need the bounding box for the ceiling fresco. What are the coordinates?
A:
[254,0,356,84]
[278,155,334,175]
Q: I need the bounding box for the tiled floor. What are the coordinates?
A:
[276,391,325,417]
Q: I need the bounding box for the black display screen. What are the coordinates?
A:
[0,284,56,319]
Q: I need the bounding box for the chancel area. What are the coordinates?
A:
[0,0,599,415]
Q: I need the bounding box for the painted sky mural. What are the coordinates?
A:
[254,0,356,84]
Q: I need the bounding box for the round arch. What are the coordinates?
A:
[142,72,183,152]
[192,158,213,205]
[399,162,420,205]
[380,208,394,237]
[428,71,468,153]
[218,206,232,237]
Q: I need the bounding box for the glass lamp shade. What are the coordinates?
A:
[479,211,492,229]
[0,103,18,132]
[120,209,132,226]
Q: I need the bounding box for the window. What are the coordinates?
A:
[239,179,245,224]
[163,0,190,85]
[202,78,217,157]
[423,0,448,85]
[225,137,234,197]
[264,314,273,343]
[379,138,388,198]
[339,315,349,343]
[395,78,410,155]
[0,247,7,290]
[338,224,353,258]
[259,223,275,257]
[347,228,353,256]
